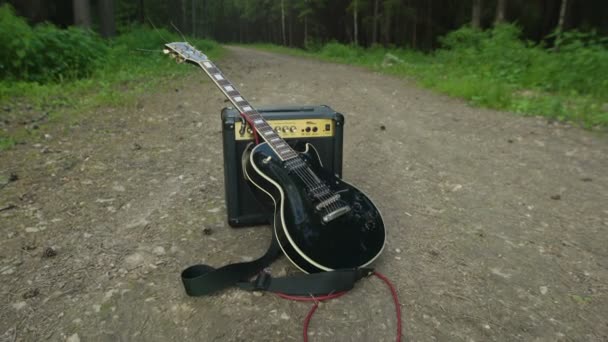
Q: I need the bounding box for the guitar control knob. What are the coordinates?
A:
[364,221,376,231]
[353,202,362,212]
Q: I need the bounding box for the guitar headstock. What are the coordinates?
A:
[163,42,208,64]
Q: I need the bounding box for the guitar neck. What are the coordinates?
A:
[194,59,297,161]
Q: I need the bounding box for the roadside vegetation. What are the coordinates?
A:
[250,24,608,129]
[0,4,222,150]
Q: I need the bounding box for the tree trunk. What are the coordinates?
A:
[18,0,48,23]
[383,8,391,46]
[288,7,293,46]
[181,0,187,34]
[495,0,506,24]
[97,0,115,37]
[304,15,308,47]
[192,0,196,37]
[472,0,482,29]
[281,0,286,45]
[353,0,358,45]
[426,0,432,50]
[138,0,145,23]
[557,0,568,31]
[412,9,417,49]
[372,0,379,45]
[73,0,91,28]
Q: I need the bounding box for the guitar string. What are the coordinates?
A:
[290,164,341,213]
[232,93,342,212]
[249,124,341,212]
[192,56,341,213]
[165,46,340,212]
[277,154,339,211]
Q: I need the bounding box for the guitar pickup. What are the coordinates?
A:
[322,205,351,223]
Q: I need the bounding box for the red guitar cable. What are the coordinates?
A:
[276,271,402,342]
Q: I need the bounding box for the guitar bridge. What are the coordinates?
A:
[315,194,341,210]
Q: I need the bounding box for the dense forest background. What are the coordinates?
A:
[1,0,606,136]
[6,0,608,50]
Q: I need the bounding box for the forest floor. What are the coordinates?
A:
[1,46,607,342]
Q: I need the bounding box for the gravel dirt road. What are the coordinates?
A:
[1,46,607,342]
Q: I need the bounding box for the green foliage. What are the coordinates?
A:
[426,24,608,126]
[319,42,364,61]
[0,4,106,82]
[436,24,608,99]
[250,24,608,128]
[0,4,35,80]
[0,8,223,150]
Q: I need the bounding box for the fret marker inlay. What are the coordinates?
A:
[224,86,234,92]
[214,74,224,80]
[203,62,213,68]
[242,106,252,112]
[234,96,244,102]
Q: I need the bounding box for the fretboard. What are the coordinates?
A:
[195,60,298,161]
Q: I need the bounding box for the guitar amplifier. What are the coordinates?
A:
[221,105,344,227]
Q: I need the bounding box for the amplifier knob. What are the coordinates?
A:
[274,127,281,133]
[282,126,289,132]
[290,126,297,133]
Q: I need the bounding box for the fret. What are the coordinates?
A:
[215,78,229,85]
[255,123,276,134]
[247,113,262,120]
[168,43,298,161]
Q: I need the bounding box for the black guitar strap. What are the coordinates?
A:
[181,225,372,297]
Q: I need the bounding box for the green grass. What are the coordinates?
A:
[0,24,223,150]
[245,25,608,129]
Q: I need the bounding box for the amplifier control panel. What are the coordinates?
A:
[235,119,334,140]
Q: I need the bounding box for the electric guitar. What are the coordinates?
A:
[164,43,386,273]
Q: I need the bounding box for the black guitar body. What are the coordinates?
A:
[243,142,386,273]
